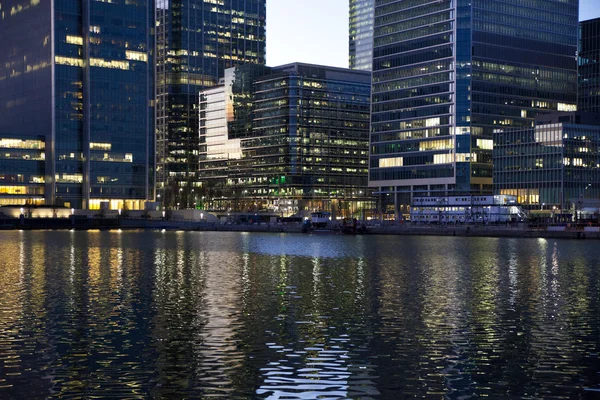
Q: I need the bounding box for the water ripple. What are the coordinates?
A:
[0,231,598,398]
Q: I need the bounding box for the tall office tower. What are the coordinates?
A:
[0,0,155,210]
[579,18,600,113]
[349,0,374,71]
[155,0,266,208]
[369,0,579,219]
[198,63,372,216]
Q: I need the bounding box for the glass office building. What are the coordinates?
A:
[494,112,600,211]
[579,18,600,113]
[198,63,372,217]
[155,0,266,208]
[0,0,155,209]
[349,0,374,71]
[370,0,579,218]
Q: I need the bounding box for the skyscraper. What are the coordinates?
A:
[198,63,372,216]
[349,0,374,71]
[579,18,600,113]
[155,0,266,208]
[369,0,579,218]
[0,0,155,210]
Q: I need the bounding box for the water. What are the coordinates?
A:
[0,230,599,399]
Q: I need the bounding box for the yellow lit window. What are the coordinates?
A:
[55,56,83,67]
[55,174,83,183]
[66,35,83,45]
[90,142,112,151]
[434,153,453,164]
[557,103,576,112]
[125,50,148,62]
[0,138,44,149]
[0,186,28,194]
[89,58,129,70]
[476,139,493,150]
[379,157,403,168]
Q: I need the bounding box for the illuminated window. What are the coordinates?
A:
[125,50,148,62]
[89,58,129,70]
[455,153,476,162]
[419,139,453,151]
[0,186,29,194]
[0,138,44,149]
[379,157,403,168]
[90,142,112,151]
[476,139,493,150]
[55,56,83,67]
[55,174,83,183]
[66,35,83,45]
[425,118,440,127]
[557,103,576,112]
[434,153,453,164]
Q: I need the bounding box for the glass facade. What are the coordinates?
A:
[155,0,266,208]
[370,0,579,218]
[198,63,372,217]
[494,113,600,211]
[0,0,52,206]
[579,18,600,113]
[0,0,155,209]
[0,135,46,206]
[349,0,374,71]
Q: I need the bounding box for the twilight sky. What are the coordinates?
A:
[266,0,600,68]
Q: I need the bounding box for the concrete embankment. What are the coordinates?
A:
[1,217,598,240]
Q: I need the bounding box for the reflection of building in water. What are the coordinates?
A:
[192,250,245,390]
[494,112,600,213]
[410,195,528,223]
[254,250,379,398]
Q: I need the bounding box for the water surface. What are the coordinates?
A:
[0,230,599,399]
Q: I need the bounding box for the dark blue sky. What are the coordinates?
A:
[267,0,600,68]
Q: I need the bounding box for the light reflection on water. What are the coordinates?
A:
[0,231,599,399]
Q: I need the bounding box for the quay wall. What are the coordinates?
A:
[0,216,598,240]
